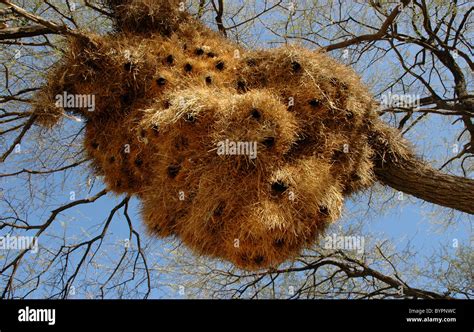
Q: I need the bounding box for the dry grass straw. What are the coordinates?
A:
[32,0,410,270]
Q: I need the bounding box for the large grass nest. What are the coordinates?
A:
[32,0,410,270]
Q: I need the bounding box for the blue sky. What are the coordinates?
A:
[0,0,472,299]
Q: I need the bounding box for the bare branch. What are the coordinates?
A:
[321,0,411,52]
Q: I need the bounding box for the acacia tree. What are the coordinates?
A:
[0,0,472,299]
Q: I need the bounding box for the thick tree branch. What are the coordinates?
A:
[211,0,227,37]
[0,24,57,40]
[0,0,87,39]
[228,250,452,299]
[375,155,474,215]
[369,122,474,214]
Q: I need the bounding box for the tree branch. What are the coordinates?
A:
[0,0,87,39]
[0,114,37,163]
[0,24,57,40]
[211,0,227,37]
[1,189,108,299]
[321,0,411,52]
[375,155,474,215]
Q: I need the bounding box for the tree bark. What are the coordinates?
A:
[375,156,474,215]
[0,25,55,40]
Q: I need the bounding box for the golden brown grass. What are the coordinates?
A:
[32,0,410,270]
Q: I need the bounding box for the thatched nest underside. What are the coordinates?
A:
[33,0,409,270]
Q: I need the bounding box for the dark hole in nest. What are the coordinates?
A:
[332,150,346,161]
[161,27,173,38]
[309,99,321,107]
[207,52,216,58]
[163,100,171,108]
[215,61,225,71]
[140,129,146,138]
[205,76,212,84]
[346,111,354,119]
[91,141,99,149]
[109,156,115,163]
[285,135,312,156]
[120,93,132,105]
[184,63,193,72]
[156,77,167,86]
[250,108,261,120]
[291,61,301,72]
[213,202,225,217]
[319,206,329,216]
[166,54,174,65]
[240,254,249,263]
[253,255,265,265]
[262,137,275,148]
[237,80,247,93]
[271,181,288,195]
[296,134,310,145]
[135,158,143,167]
[246,58,257,66]
[167,164,181,179]
[116,180,122,188]
[151,124,159,135]
[84,59,100,71]
[351,173,361,181]
[184,113,196,123]
[274,238,285,248]
[195,48,204,56]
[123,62,134,71]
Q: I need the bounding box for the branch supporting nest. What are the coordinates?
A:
[375,153,474,215]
